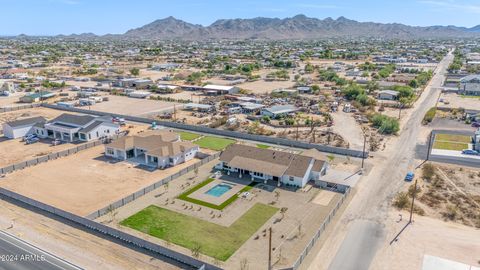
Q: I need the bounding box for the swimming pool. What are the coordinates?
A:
[205,183,233,197]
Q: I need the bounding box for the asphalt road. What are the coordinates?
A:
[326,51,455,270]
[0,230,82,270]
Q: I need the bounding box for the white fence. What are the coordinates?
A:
[0,134,125,175]
[0,188,221,270]
[86,152,221,220]
[279,187,351,270]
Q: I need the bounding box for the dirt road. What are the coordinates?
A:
[305,50,455,270]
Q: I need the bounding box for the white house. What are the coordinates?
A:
[105,132,199,169]
[202,84,239,95]
[261,105,299,119]
[34,113,120,142]
[378,90,399,100]
[459,75,480,96]
[2,116,46,139]
[0,80,15,94]
[215,144,328,188]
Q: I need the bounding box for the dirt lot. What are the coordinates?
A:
[237,80,295,94]
[0,107,67,126]
[371,209,480,270]
[0,92,24,107]
[0,146,200,216]
[438,92,480,111]
[412,163,480,228]
[88,95,182,117]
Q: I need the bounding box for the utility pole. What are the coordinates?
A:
[268,227,272,270]
[361,134,367,169]
[398,103,402,120]
[173,104,176,121]
[409,179,418,223]
[426,131,433,161]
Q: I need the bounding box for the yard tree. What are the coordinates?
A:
[130,67,140,76]
[409,79,419,88]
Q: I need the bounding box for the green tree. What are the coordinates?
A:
[130,67,140,76]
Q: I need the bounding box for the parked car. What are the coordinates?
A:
[112,117,126,126]
[462,149,479,155]
[25,137,40,144]
[51,139,62,146]
[23,134,37,142]
[405,172,414,182]
[472,122,480,128]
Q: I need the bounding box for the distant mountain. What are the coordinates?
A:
[121,15,480,40]
[124,16,202,39]
[468,25,480,32]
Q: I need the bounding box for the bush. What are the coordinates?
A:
[422,107,437,124]
[371,114,400,134]
[422,163,436,181]
[393,192,410,209]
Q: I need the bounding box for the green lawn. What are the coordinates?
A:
[120,203,278,261]
[178,131,202,141]
[433,141,469,151]
[178,178,256,210]
[194,136,236,151]
[256,144,271,149]
[435,134,472,143]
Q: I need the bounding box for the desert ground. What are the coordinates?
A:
[88,95,182,117]
[0,145,200,216]
[438,92,480,111]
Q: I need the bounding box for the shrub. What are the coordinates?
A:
[371,114,400,134]
[422,163,436,181]
[393,192,409,209]
[422,107,436,124]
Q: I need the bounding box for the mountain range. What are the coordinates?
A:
[11,15,480,40]
[121,15,480,40]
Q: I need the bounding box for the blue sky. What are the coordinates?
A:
[1,0,479,35]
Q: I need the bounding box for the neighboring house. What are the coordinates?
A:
[184,103,213,112]
[0,80,15,94]
[114,78,153,89]
[261,105,299,119]
[215,144,328,188]
[2,116,46,139]
[19,92,56,103]
[459,75,480,96]
[378,90,399,100]
[202,84,239,95]
[34,113,120,142]
[105,132,199,169]
[464,109,480,122]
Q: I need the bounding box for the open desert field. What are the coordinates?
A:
[88,95,182,117]
[0,145,200,216]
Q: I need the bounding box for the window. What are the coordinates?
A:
[106,148,114,155]
[106,129,110,133]
[88,134,91,140]
[96,131,99,137]
[289,176,294,181]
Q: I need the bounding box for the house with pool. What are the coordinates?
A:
[105,131,199,169]
[215,144,328,188]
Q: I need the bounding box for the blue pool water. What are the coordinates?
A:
[205,183,233,197]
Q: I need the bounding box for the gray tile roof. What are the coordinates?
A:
[5,116,46,128]
[50,113,96,127]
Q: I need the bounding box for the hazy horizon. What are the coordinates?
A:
[1,0,479,36]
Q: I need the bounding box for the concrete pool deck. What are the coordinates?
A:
[187,179,246,205]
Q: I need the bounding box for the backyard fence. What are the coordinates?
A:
[41,104,369,158]
[279,187,351,270]
[0,188,221,270]
[86,152,221,220]
[0,133,126,175]
[0,104,40,113]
